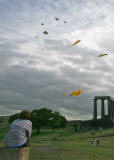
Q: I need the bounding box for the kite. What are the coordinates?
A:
[70,90,82,96]
[43,31,48,35]
[97,54,108,57]
[72,40,81,46]
[55,18,59,21]
[41,23,44,25]
[64,21,67,24]
[62,92,67,96]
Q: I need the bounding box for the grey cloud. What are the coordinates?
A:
[0,0,114,120]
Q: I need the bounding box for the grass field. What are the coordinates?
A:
[1,124,114,160]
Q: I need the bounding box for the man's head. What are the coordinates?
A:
[20,110,30,120]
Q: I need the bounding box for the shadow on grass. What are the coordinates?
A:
[31,129,56,137]
[31,129,76,138]
[80,132,114,139]
[0,129,8,143]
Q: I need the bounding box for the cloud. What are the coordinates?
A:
[0,0,114,120]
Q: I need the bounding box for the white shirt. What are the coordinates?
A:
[4,119,32,147]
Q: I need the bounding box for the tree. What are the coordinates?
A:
[59,115,67,129]
[8,113,20,124]
[50,112,67,129]
[50,112,61,129]
[30,108,53,134]
[72,122,80,131]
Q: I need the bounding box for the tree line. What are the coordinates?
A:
[9,108,67,134]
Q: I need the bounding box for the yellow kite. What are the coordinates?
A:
[72,40,81,46]
[62,92,67,96]
[97,54,108,57]
[70,90,82,96]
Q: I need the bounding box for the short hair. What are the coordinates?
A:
[20,110,30,120]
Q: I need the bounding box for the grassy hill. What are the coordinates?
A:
[28,128,114,160]
[1,127,114,159]
[1,117,114,160]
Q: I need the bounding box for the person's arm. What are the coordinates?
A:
[25,130,29,139]
[25,121,32,138]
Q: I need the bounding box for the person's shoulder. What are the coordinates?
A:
[22,119,32,125]
[11,119,20,124]
[10,119,22,127]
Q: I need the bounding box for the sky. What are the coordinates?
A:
[0,0,114,120]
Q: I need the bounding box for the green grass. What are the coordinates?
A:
[0,116,9,144]
[28,128,114,160]
[1,126,114,160]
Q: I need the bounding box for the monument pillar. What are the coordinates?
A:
[113,101,114,119]
[111,101,113,120]
[108,99,111,119]
[101,99,105,119]
[111,101,114,120]
[93,99,97,120]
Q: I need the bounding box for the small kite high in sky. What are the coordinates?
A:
[70,90,82,96]
[55,18,59,21]
[41,23,44,25]
[97,54,108,57]
[64,21,67,24]
[62,92,67,96]
[72,40,81,46]
[43,31,48,35]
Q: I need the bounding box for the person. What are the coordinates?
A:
[91,128,95,137]
[96,138,100,147]
[99,126,102,135]
[91,139,95,147]
[4,110,32,148]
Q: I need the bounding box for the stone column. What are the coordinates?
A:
[111,101,114,120]
[93,99,97,120]
[113,101,114,119]
[101,99,105,119]
[108,99,111,119]
[111,101,113,120]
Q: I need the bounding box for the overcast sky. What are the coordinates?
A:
[0,0,114,120]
